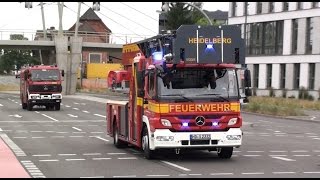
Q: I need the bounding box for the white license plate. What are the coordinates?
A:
[190,134,211,140]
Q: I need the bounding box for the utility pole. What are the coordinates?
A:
[75,2,81,37]
[242,2,248,94]
[40,2,47,39]
[57,2,64,37]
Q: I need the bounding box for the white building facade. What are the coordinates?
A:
[228,2,320,99]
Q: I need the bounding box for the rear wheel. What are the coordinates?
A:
[217,147,233,159]
[113,123,126,148]
[142,126,155,159]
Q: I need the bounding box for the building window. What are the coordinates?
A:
[293,63,300,89]
[291,19,298,54]
[247,21,283,56]
[257,2,262,14]
[280,64,286,89]
[308,63,315,90]
[306,17,313,54]
[269,2,274,13]
[232,2,237,16]
[297,2,303,10]
[89,53,102,63]
[253,64,259,88]
[312,2,319,8]
[266,64,272,88]
[283,2,289,11]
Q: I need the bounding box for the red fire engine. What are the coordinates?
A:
[20,64,64,111]
[106,25,252,159]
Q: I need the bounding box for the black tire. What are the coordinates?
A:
[55,103,60,111]
[22,103,27,109]
[27,102,33,111]
[217,147,233,159]
[113,123,126,148]
[142,126,155,159]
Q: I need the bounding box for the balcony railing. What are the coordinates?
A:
[0,29,154,44]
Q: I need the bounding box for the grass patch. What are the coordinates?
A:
[76,87,125,96]
[242,96,320,116]
[0,84,19,91]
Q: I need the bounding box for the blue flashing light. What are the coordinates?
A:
[205,43,216,53]
[212,121,219,126]
[182,122,189,127]
[152,51,163,63]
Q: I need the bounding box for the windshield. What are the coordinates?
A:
[157,68,239,100]
[31,69,60,81]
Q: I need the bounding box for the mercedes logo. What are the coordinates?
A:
[44,85,48,91]
[195,116,206,126]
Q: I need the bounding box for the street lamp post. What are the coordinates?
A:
[161,2,213,26]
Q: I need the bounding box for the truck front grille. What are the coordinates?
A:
[29,85,62,92]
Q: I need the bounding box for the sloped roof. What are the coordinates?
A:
[78,23,96,32]
[80,8,101,21]
[203,10,228,20]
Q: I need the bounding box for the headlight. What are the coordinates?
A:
[228,118,238,125]
[52,94,62,99]
[30,95,40,99]
[156,136,174,141]
[226,135,241,140]
[160,119,172,127]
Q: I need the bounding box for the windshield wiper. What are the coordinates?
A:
[162,94,193,102]
[196,93,229,102]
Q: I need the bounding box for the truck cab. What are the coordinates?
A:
[20,64,64,111]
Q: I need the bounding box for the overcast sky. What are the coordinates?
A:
[0,2,229,43]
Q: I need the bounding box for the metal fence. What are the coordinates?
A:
[0,29,153,44]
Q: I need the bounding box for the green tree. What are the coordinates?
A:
[196,17,223,26]
[164,2,204,31]
[0,34,40,74]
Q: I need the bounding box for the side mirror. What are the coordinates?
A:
[138,89,145,97]
[61,70,65,77]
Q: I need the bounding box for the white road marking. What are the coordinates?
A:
[65,105,71,107]
[210,173,234,175]
[312,138,320,140]
[146,175,170,177]
[41,114,58,121]
[72,132,86,134]
[80,176,104,178]
[188,174,202,176]
[68,114,78,118]
[83,153,101,155]
[90,132,104,134]
[310,116,316,120]
[272,172,296,174]
[56,132,68,134]
[74,102,79,105]
[313,150,320,152]
[242,155,261,157]
[94,136,109,142]
[241,172,264,175]
[271,157,296,161]
[0,134,26,156]
[113,175,136,178]
[293,155,310,157]
[31,131,42,132]
[69,136,84,138]
[72,127,82,131]
[0,128,2,131]
[31,137,45,138]
[303,172,320,174]
[45,131,55,132]
[107,153,126,155]
[269,155,287,157]
[35,111,40,113]
[58,154,76,156]
[307,136,318,137]
[82,110,90,113]
[92,158,111,160]
[32,154,52,157]
[72,108,79,110]
[118,157,137,160]
[51,136,65,138]
[291,150,308,152]
[269,150,287,152]
[0,104,3,106]
[66,159,86,161]
[94,114,106,118]
[9,114,22,118]
[247,151,264,153]
[161,161,191,171]
[39,159,59,162]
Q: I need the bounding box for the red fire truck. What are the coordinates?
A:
[106,25,252,159]
[20,64,64,111]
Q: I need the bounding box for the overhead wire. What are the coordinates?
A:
[119,2,158,22]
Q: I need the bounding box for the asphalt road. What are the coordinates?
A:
[0,92,320,178]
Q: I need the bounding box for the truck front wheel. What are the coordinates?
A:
[22,103,27,109]
[27,102,33,111]
[217,147,233,159]
[55,103,60,111]
[142,126,155,159]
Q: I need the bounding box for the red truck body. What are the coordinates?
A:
[20,65,64,111]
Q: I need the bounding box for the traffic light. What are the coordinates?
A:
[25,2,32,9]
[93,2,100,11]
